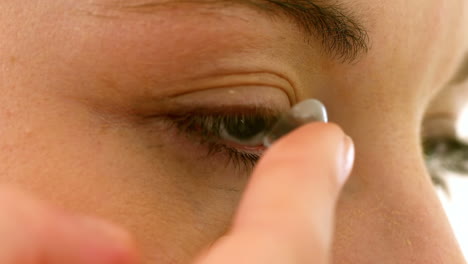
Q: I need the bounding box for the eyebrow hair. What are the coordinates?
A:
[112,0,370,63]
[273,1,369,62]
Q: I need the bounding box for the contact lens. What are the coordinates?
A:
[263,99,328,147]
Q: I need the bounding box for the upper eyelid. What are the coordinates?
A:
[168,72,299,106]
[421,113,457,139]
[163,104,284,119]
[449,53,468,85]
[168,110,278,138]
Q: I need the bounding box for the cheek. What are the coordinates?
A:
[0,96,244,263]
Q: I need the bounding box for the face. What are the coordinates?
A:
[0,0,467,263]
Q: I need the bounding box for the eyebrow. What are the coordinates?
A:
[112,0,370,63]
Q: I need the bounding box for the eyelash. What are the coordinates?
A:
[423,136,468,194]
[165,112,468,188]
[165,111,279,171]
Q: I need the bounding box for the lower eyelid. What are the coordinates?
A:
[218,140,266,153]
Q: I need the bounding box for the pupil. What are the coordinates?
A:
[224,116,268,140]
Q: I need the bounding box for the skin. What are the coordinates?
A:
[0,0,467,263]
[0,123,351,264]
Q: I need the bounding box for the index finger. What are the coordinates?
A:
[194,123,354,264]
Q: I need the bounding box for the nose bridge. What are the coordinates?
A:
[332,163,465,263]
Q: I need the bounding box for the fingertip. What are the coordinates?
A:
[339,135,355,186]
[265,122,345,153]
[71,216,139,264]
[236,121,351,229]
[256,122,347,189]
[197,122,352,264]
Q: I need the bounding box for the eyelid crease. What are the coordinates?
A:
[162,71,298,106]
[183,71,298,105]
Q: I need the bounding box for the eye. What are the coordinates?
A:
[219,115,271,147]
[421,115,458,193]
[164,107,279,170]
[423,136,468,194]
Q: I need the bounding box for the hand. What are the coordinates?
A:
[195,123,355,264]
[0,187,138,264]
[0,123,353,264]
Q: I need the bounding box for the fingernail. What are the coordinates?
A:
[339,136,355,186]
[263,99,328,147]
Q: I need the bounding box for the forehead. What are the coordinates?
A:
[86,0,369,63]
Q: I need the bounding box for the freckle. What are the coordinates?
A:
[9,56,17,64]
